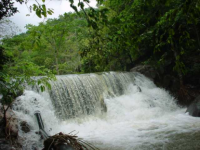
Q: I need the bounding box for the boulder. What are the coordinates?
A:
[130,65,157,81]
[7,117,19,138]
[0,139,16,150]
[186,95,200,117]
[0,108,19,138]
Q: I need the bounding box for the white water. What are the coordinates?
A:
[12,72,200,150]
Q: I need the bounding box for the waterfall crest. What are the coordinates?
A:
[33,72,135,119]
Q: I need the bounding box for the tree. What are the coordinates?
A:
[0,0,23,20]
[36,20,68,75]
[23,12,88,74]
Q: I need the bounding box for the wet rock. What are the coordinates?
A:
[54,143,74,150]
[0,139,16,150]
[43,139,75,150]
[163,75,180,91]
[7,115,19,138]
[186,95,200,117]
[0,109,19,138]
[130,65,157,81]
[100,98,107,112]
[20,121,30,133]
[137,86,142,92]
[130,65,183,104]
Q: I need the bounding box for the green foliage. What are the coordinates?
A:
[0,0,23,20]
[0,46,8,71]
[69,0,109,29]
[79,0,200,76]
[0,0,54,20]
[32,3,53,18]
[0,55,56,102]
[2,12,88,75]
[0,70,55,126]
[0,74,24,106]
[0,29,56,111]
[1,0,200,81]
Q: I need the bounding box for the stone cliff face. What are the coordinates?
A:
[186,95,200,117]
[130,64,200,106]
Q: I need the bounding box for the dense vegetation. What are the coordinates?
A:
[2,13,87,75]
[2,0,200,73]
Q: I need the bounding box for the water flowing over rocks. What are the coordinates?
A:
[6,72,200,149]
[29,72,135,120]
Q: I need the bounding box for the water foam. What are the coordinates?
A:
[13,72,200,150]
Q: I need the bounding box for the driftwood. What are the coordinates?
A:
[42,132,98,150]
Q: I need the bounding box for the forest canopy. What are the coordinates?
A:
[1,0,199,75]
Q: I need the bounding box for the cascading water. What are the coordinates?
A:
[12,72,200,150]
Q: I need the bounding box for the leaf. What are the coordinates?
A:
[42,5,47,17]
[37,80,41,85]
[36,9,42,18]
[47,10,52,15]
[83,0,90,3]
[97,0,103,5]
[46,82,51,90]
[78,2,84,10]
[69,0,74,4]
[42,5,46,12]
[40,86,45,92]
[70,4,78,13]
[42,0,45,2]
[117,31,121,34]
[33,4,37,11]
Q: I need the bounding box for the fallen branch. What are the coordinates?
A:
[42,132,99,150]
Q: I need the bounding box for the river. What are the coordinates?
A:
[12,72,200,150]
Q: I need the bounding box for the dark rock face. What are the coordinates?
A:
[130,64,198,106]
[186,95,200,117]
[130,65,157,81]
[0,139,16,150]
[54,143,74,150]
[0,110,22,150]
[130,63,200,106]
[130,65,180,93]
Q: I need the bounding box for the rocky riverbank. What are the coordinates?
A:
[0,108,24,150]
[131,64,200,106]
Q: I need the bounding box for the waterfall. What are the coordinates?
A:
[29,72,135,119]
[12,72,200,150]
